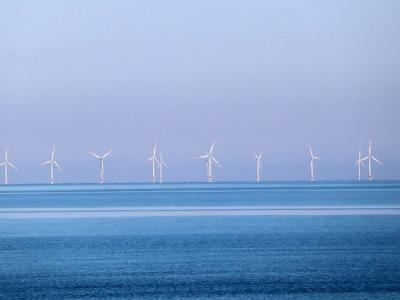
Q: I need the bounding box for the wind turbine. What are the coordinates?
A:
[362,141,382,181]
[197,141,221,182]
[147,143,159,183]
[42,145,62,184]
[89,150,112,184]
[355,148,365,181]
[254,152,263,182]
[309,144,319,182]
[157,151,167,183]
[0,148,17,185]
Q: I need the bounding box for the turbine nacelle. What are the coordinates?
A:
[90,150,113,160]
[309,145,319,161]
[355,159,366,168]
[254,152,263,160]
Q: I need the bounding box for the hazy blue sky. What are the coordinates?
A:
[1,0,399,183]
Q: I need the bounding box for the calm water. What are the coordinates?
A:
[0,181,399,299]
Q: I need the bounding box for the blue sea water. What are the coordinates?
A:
[0,181,399,299]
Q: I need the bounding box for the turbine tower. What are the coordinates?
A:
[90,150,112,184]
[147,143,159,183]
[355,148,365,181]
[362,141,382,181]
[0,148,17,185]
[197,141,221,182]
[254,152,263,182]
[309,144,319,182]
[42,145,62,184]
[157,151,167,183]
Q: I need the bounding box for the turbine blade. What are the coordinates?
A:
[159,153,167,167]
[7,162,17,170]
[197,154,208,159]
[211,156,221,167]
[53,161,62,170]
[309,145,313,157]
[0,162,5,167]
[355,159,366,168]
[42,160,52,166]
[102,150,113,159]
[209,141,215,154]
[313,156,320,160]
[371,156,382,165]
[90,152,101,159]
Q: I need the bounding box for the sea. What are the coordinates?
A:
[0,181,399,299]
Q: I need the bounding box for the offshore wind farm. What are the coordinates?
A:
[1,1,400,299]
[0,140,384,184]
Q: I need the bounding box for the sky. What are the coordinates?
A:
[0,0,399,183]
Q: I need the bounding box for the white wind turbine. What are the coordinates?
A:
[362,141,382,181]
[309,144,319,182]
[89,150,112,184]
[42,145,62,184]
[355,148,365,181]
[147,143,159,183]
[254,152,263,182]
[0,148,17,185]
[157,151,167,183]
[197,141,221,182]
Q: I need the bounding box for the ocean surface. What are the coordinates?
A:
[0,181,399,299]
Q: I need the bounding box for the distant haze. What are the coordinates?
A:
[1,0,399,183]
